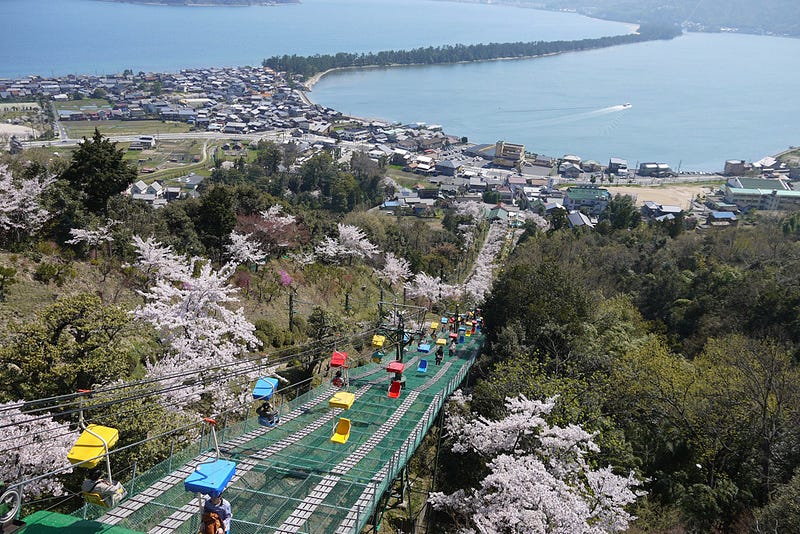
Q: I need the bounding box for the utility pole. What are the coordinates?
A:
[289,292,294,331]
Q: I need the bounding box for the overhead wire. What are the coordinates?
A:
[1,327,380,467]
[0,326,377,433]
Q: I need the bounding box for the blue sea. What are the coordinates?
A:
[1,0,798,170]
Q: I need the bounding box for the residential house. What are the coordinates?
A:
[563,186,611,216]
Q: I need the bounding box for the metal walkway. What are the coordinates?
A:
[74,335,481,533]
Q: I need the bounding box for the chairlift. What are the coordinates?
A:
[371,334,386,348]
[386,361,405,399]
[185,419,236,533]
[330,418,352,444]
[252,377,281,427]
[66,390,125,508]
[330,351,349,389]
[417,359,428,373]
[371,350,385,364]
[418,343,431,353]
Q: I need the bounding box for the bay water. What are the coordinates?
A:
[1,0,798,170]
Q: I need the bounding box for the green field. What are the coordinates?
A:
[53,98,112,112]
[63,120,193,138]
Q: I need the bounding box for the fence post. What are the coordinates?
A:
[129,461,138,496]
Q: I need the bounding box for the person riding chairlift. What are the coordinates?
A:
[81,469,127,508]
[332,370,344,388]
[256,400,277,425]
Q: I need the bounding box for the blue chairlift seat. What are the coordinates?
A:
[184,459,236,498]
[252,377,279,400]
[418,343,431,353]
[417,359,428,373]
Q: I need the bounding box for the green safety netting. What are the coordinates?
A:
[70,334,482,534]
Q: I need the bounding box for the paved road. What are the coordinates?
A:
[22,130,334,148]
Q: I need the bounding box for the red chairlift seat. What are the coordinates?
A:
[388,380,402,399]
[330,351,348,368]
[386,361,405,374]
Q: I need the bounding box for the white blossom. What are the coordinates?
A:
[66,221,116,247]
[314,236,346,263]
[337,223,379,259]
[404,272,458,304]
[132,260,261,413]
[225,231,267,265]
[0,164,54,238]
[379,252,412,288]
[131,235,190,282]
[429,393,644,533]
[0,401,77,500]
[455,200,484,220]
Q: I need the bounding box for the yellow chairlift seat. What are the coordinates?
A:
[430,321,438,330]
[68,424,120,468]
[435,338,447,345]
[331,418,351,444]
[82,492,109,508]
[372,334,385,348]
[329,391,356,410]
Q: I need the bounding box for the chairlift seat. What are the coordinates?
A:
[329,391,356,410]
[82,491,109,508]
[417,359,428,373]
[258,415,279,428]
[458,325,467,333]
[430,321,438,330]
[68,424,120,468]
[435,338,447,345]
[388,380,402,399]
[448,332,458,339]
[372,350,385,364]
[331,418,351,444]
[386,361,405,374]
[330,351,348,368]
[418,343,431,353]
[371,335,385,348]
[184,459,236,498]
[252,377,279,400]
[441,316,449,324]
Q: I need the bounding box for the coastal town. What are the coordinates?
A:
[2,64,799,229]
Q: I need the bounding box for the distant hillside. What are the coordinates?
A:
[536,0,800,36]
[106,0,299,5]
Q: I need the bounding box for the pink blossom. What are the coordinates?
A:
[279,269,292,286]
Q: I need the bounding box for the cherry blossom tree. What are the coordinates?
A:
[225,231,266,265]
[0,164,54,245]
[313,224,380,264]
[379,252,412,288]
[235,205,305,258]
[131,243,261,413]
[336,223,379,260]
[66,220,117,258]
[0,401,77,500]
[429,392,644,533]
[405,272,457,307]
[131,235,189,284]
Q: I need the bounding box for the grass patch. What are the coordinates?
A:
[63,119,193,138]
[53,98,111,111]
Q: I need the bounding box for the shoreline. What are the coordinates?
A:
[301,48,596,92]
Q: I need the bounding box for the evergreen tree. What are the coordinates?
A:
[60,129,137,216]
